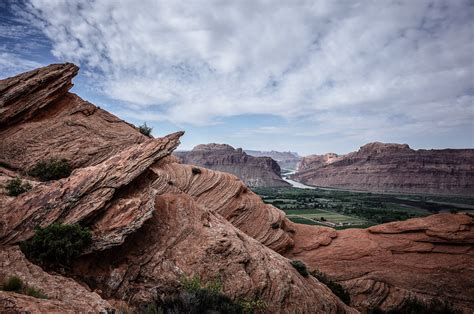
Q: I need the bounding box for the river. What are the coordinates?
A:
[282,171,316,189]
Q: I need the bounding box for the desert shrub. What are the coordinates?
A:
[28,158,71,181]
[5,177,31,196]
[20,223,92,266]
[239,299,267,313]
[384,296,461,314]
[291,260,309,277]
[139,122,153,137]
[271,222,280,229]
[0,161,13,170]
[191,167,201,175]
[312,270,351,305]
[25,286,48,299]
[2,276,23,292]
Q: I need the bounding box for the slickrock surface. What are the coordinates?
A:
[175,144,290,187]
[293,142,474,195]
[1,63,473,313]
[0,246,111,313]
[245,150,302,170]
[287,213,474,312]
[71,193,353,313]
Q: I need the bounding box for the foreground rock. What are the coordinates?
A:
[0,64,352,313]
[1,63,473,313]
[287,214,474,312]
[0,246,111,312]
[175,144,290,187]
[293,142,474,195]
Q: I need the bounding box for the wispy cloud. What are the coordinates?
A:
[3,0,473,153]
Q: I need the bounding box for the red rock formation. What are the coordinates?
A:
[1,63,473,313]
[175,144,290,187]
[0,64,353,313]
[293,142,474,195]
[297,152,342,171]
[245,150,302,170]
[287,214,474,312]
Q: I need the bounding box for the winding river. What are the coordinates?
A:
[282,171,316,189]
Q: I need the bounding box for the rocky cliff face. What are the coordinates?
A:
[245,150,301,170]
[175,144,290,187]
[293,142,474,195]
[1,64,473,313]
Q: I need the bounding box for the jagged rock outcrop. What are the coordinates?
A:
[175,144,290,187]
[1,63,473,313]
[0,64,353,313]
[245,150,301,171]
[293,142,474,195]
[287,213,474,312]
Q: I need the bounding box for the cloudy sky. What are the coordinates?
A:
[1,0,473,155]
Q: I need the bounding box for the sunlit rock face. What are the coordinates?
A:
[293,142,474,195]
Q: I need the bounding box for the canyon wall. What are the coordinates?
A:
[293,142,474,195]
[175,144,290,187]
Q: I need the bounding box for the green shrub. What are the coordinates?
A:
[271,222,280,229]
[2,276,23,292]
[21,223,92,266]
[0,161,13,170]
[5,177,32,196]
[25,286,48,299]
[191,167,201,175]
[139,122,153,137]
[312,270,351,305]
[28,158,71,181]
[291,260,309,277]
[384,296,461,314]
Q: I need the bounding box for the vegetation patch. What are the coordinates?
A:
[291,260,309,277]
[312,270,351,305]
[369,296,461,314]
[191,167,202,175]
[138,122,153,137]
[21,223,92,267]
[5,177,32,196]
[28,158,72,181]
[1,276,47,299]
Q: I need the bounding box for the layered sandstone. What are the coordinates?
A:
[0,64,352,313]
[175,144,290,187]
[1,63,473,313]
[293,142,474,195]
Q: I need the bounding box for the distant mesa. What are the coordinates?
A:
[293,142,474,195]
[245,150,302,171]
[175,144,290,187]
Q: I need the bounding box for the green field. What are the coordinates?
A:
[253,186,474,229]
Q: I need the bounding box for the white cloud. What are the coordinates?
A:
[20,0,474,143]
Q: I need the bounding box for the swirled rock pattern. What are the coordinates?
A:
[293,142,474,195]
[287,213,474,312]
[1,63,473,313]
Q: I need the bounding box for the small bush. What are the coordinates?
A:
[291,260,309,277]
[139,122,153,137]
[0,161,13,170]
[2,276,23,292]
[384,296,461,314]
[21,223,92,266]
[28,158,71,181]
[271,222,280,229]
[191,167,201,175]
[312,270,351,305]
[5,177,32,196]
[25,286,47,299]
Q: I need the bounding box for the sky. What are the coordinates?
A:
[0,0,473,155]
